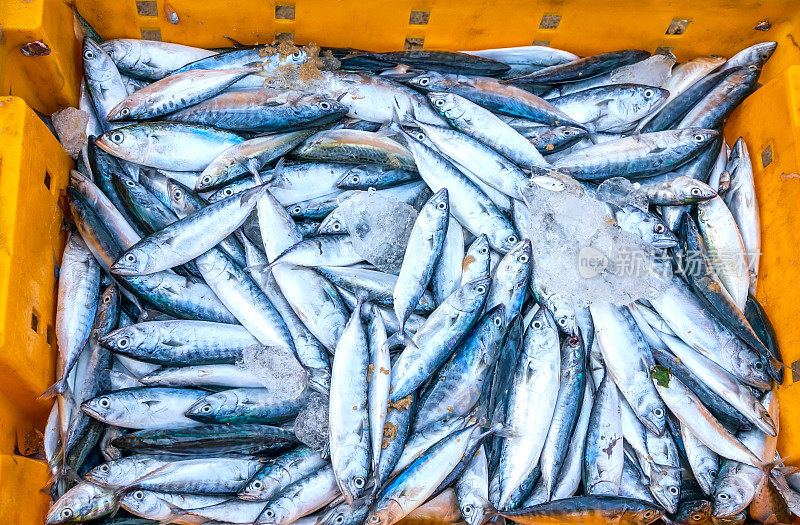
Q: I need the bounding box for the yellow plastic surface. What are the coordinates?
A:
[0,96,70,524]
[0,0,799,523]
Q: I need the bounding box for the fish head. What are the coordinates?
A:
[82,37,116,81]
[167,178,194,213]
[185,391,236,422]
[256,500,293,525]
[98,324,149,356]
[81,393,124,423]
[486,224,520,254]
[336,166,371,189]
[238,466,279,501]
[626,500,665,525]
[466,234,490,258]
[426,92,465,120]
[278,47,307,66]
[670,177,717,203]
[100,39,138,65]
[675,499,712,525]
[366,499,405,525]
[399,123,437,150]
[84,457,146,486]
[451,276,492,310]
[118,488,164,519]
[739,42,777,70]
[96,126,146,163]
[459,499,488,525]
[679,128,719,152]
[611,85,669,121]
[422,188,449,219]
[307,95,348,118]
[110,241,161,275]
[648,465,681,514]
[318,499,371,525]
[196,162,230,191]
[404,71,448,92]
[44,483,105,525]
[499,238,532,282]
[555,126,587,142]
[106,100,135,122]
[713,475,751,518]
[617,205,678,248]
[317,212,345,234]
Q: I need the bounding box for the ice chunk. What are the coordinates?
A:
[237,344,308,398]
[610,55,675,87]
[51,107,90,158]
[338,190,418,274]
[596,177,649,211]
[521,178,669,307]
[293,393,329,452]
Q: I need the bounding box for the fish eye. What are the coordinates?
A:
[693,134,706,142]
[125,179,135,187]
[709,470,717,478]
[759,53,769,60]
[292,51,302,59]
[558,317,568,326]
[519,254,529,263]
[754,361,764,370]
[654,224,666,234]
[718,493,729,500]
[476,285,486,294]
[117,337,130,348]
[201,404,212,413]
[124,253,137,263]
[201,175,212,185]
[60,508,73,518]
[644,89,654,98]
[103,294,111,303]
[133,490,144,500]
[653,407,664,418]
[332,222,342,231]
[562,130,572,136]
[100,464,109,472]
[224,188,233,196]
[111,132,124,144]
[265,509,275,518]
[436,201,447,210]
[335,514,345,524]
[507,235,517,244]
[416,132,426,141]
[479,247,488,255]
[369,514,381,524]
[83,49,95,60]
[292,206,302,214]
[434,98,445,107]
[419,77,430,86]
[643,510,654,519]
[120,107,130,117]
[668,486,679,495]
[692,514,703,521]
[569,336,579,346]
[99,396,111,408]
[690,187,702,196]
[493,316,502,326]
[320,101,331,110]
[353,476,365,488]
[350,175,360,184]
[462,505,474,516]
[172,188,183,200]
[532,320,543,330]
[252,480,263,490]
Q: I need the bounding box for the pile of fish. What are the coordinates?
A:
[40,22,795,525]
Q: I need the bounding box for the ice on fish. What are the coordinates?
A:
[596,177,649,211]
[338,190,418,274]
[293,392,329,452]
[237,344,308,398]
[521,182,670,307]
[52,107,90,158]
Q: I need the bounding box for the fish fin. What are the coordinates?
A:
[39,378,68,400]
[245,158,262,180]
[760,456,790,475]
[223,35,246,47]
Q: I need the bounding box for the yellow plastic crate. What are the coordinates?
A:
[0,1,799,523]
